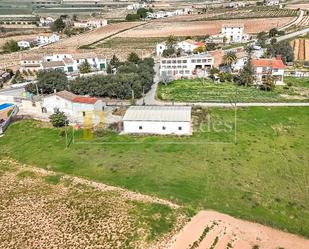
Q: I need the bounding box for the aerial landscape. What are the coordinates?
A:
[0,0,308,248]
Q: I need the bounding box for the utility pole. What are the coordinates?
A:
[64,120,68,148]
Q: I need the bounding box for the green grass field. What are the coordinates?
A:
[157,77,309,103]
[0,107,308,237]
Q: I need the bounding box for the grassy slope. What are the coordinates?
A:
[157,77,309,103]
[0,107,308,237]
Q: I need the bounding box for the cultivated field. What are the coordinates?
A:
[118,18,293,38]
[0,159,186,249]
[49,21,146,50]
[1,107,309,238]
[299,16,309,26]
[157,78,309,102]
[290,39,309,61]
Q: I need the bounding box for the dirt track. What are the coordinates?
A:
[168,210,309,249]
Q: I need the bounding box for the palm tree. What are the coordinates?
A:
[223,51,237,68]
[166,35,177,49]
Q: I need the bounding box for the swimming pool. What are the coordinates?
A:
[0,103,13,111]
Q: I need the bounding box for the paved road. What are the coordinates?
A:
[278,10,304,31]
[0,86,25,98]
[276,27,309,42]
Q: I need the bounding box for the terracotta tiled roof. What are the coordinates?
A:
[251,58,285,69]
[55,90,77,101]
[195,41,205,47]
[73,97,97,104]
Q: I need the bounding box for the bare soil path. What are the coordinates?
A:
[168,210,309,249]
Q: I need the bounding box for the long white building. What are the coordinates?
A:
[159,53,214,78]
[156,39,205,56]
[123,106,192,135]
[221,24,249,43]
[20,53,107,74]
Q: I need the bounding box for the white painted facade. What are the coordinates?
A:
[124,121,191,135]
[252,58,285,85]
[160,54,214,78]
[17,40,31,49]
[254,67,285,85]
[42,91,104,121]
[156,39,204,56]
[221,25,248,43]
[43,94,74,115]
[123,106,192,135]
[73,19,107,29]
[20,53,107,74]
[36,33,60,45]
[266,0,280,6]
[39,17,55,26]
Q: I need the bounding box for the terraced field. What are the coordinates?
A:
[290,38,309,61]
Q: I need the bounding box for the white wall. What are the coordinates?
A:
[123,121,191,135]
[42,95,73,115]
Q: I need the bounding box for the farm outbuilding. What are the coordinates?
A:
[123,106,192,135]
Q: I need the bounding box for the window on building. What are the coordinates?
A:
[178,126,182,130]
[162,126,166,130]
[83,112,86,117]
[191,59,196,63]
[183,60,187,63]
[139,126,143,130]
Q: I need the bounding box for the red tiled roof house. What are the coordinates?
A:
[251,56,285,85]
[42,90,103,121]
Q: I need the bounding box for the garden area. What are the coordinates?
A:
[157,77,309,103]
[0,107,308,237]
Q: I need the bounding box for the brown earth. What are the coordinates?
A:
[118,17,293,38]
[168,210,309,249]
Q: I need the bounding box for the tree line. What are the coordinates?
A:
[26,53,155,100]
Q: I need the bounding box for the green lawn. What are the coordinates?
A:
[157,78,309,103]
[0,107,309,237]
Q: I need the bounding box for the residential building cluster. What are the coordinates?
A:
[206,24,250,44]
[156,39,205,56]
[19,52,107,74]
[146,8,193,19]
[17,33,60,49]
[159,53,214,79]
[73,19,107,29]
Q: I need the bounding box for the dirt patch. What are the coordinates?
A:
[168,210,309,249]
[0,159,186,249]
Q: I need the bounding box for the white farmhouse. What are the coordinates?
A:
[156,39,205,56]
[17,40,33,49]
[265,0,280,6]
[20,53,107,74]
[39,17,55,26]
[42,90,103,120]
[20,55,43,72]
[36,33,60,45]
[73,19,107,29]
[160,53,214,78]
[123,106,192,135]
[251,57,285,85]
[221,24,249,43]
